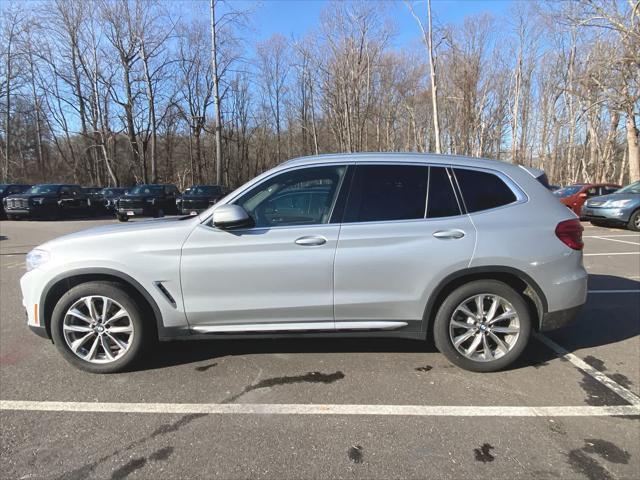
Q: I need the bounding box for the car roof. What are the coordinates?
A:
[283,152,524,172]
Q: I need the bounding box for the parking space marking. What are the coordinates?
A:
[584,252,640,256]
[588,289,640,294]
[584,234,640,238]
[1,400,639,417]
[589,236,640,246]
[534,333,640,406]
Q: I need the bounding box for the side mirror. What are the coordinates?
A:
[578,192,587,199]
[212,204,253,229]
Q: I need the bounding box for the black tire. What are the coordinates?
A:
[154,208,165,218]
[51,281,149,373]
[5,214,15,220]
[433,280,531,372]
[117,214,129,222]
[627,210,640,232]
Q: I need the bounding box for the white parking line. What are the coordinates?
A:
[589,236,640,246]
[584,252,640,256]
[584,235,640,238]
[0,400,638,417]
[534,333,640,406]
[588,290,640,294]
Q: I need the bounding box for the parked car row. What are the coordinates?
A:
[1,183,228,221]
[553,181,640,231]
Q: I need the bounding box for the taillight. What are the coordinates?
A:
[555,219,584,250]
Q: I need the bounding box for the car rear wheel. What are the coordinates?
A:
[117,214,129,222]
[433,280,531,372]
[628,210,640,232]
[154,208,165,218]
[51,282,148,373]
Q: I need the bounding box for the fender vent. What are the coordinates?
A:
[154,281,177,308]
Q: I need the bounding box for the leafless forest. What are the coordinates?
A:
[1,0,638,189]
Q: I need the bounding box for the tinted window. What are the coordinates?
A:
[235,166,346,228]
[343,165,428,223]
[454,168,516,213]
[427,167,461,218]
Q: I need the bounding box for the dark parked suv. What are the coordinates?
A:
[117,184,180,221]
[101,187,129,214]
[1,184,32,218]
[176,185,226,215]
[3,184,90,220]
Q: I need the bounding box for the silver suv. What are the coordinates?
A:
[21,154,588,373]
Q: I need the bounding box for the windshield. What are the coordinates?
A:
[615,181,640,194]
[102,188,127,195]
[128,185,164,195]
[26,185,60,194]
[553,185,582,197]
[185,186,221,195]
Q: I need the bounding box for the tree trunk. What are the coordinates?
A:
[626,110,640,183]
[140,41,158,183]
[210,0,223,185]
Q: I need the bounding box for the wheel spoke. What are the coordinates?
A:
[488,331,510,353]
[487,311,517,325]
[106,332,128,351]
[85,297,98,321]
[491,326,519,335]
[486,297,499,322]
[456,305,478,321]
[67,308,92,324]
[474,295,485,317]
[101,336,114,360]
[70,332,94,352]
[101,298,111,321]
[465,333,483,356]
[85,336,100,360]
[453,330,476,348]
[482,334,494,360]
[451,320,475,330]
[104,309,127,325]
[107,325,132,334]
[63,324,93,333]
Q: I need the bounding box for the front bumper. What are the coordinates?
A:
[581,206,631,223]
[117,207,155,217]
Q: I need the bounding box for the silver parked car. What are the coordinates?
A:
[21,154,588,373]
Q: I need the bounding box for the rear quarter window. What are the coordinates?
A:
[454,168,517,213]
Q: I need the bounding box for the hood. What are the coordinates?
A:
[181,194,215,200]
[586,192,640,206]
[40,216,197,251]
[5,192,58,200]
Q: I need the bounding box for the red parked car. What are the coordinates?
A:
[553,183,621,217]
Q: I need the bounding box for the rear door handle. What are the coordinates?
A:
[433,229,466,240]
[295,236,327,246]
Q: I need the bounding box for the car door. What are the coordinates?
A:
[180,164,349,332]
[333,164,476,332]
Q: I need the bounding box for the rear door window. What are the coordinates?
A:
[343,164,429,223]
[453,168,516,213]
[427,167,461,218]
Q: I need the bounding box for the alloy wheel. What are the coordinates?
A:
[62,295,135,364]
[449,294,520,362]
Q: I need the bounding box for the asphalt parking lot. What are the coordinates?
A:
[1,218,638,479]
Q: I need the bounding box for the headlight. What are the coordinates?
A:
[603,199,632,208]
[31,197,45,205]
[26,249,50,271]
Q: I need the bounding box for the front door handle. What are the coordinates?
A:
[433,229,466,240]
[295,236,327,246]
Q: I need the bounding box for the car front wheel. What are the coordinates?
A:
[433,280,531,372]
[51,282,148,373]
[628,210,640,232]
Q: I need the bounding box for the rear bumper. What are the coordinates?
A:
[539,305,583,332]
